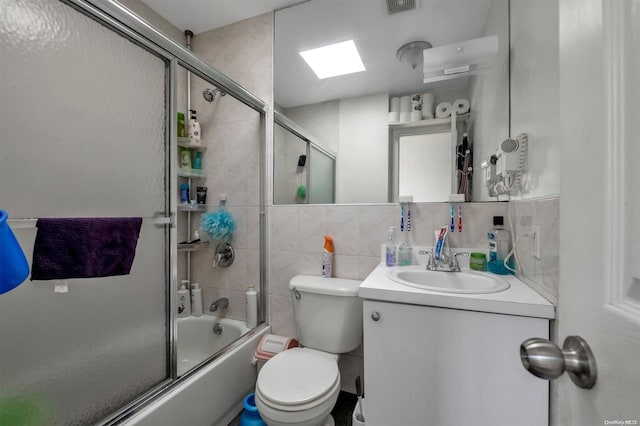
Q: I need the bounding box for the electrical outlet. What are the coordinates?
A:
[530,225,541,259]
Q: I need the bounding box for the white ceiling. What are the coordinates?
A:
[139,0,498,108]
[275,0,494,108]
[140,0,293,34]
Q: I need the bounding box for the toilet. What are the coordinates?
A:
[255,275,363,426]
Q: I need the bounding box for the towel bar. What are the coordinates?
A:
[7,216,172,229]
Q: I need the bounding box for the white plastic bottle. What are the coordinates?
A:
[177,280,191,317]
[246,284,258,328]
[188,109,201,143]
[191,283,203,317]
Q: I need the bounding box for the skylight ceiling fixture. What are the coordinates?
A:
[299,40,366,79]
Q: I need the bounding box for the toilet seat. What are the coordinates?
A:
[256,348,340,412]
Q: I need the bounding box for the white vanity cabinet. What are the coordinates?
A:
[362,299,550,426]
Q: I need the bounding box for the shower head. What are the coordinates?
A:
[203,88,226,103]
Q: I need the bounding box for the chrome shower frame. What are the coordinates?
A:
[59,1,270,424]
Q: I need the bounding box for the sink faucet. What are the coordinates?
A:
[422,228,469,272]
[209,297,229,313]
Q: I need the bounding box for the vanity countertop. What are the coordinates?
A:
[359,263,555,319]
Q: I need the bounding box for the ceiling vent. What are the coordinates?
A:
[386,0,420,15]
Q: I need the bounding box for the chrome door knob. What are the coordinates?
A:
[371,311,381,321]
[520,335,597,389]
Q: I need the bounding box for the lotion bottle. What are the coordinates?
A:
[177,281,191,317]
[188,109,201,143]
[191,283,203,316]
[322,236,334,278]
[246,284,258,328]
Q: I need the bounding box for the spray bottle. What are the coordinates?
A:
[322,236,334,278]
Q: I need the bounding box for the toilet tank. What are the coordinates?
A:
[289,275,363,353]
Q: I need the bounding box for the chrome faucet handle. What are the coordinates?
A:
[450,252,470,272]
[421,250,437,270]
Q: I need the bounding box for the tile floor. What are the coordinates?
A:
[229,391,357,425]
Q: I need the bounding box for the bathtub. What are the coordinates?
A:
[121,318,270,426]
[177,315,250,376]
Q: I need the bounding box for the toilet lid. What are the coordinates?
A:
[257,348,340,406]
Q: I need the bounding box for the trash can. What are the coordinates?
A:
[239,393,266,426]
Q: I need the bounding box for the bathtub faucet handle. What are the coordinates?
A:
[209,297,229,313]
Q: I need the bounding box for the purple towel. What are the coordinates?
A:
[31,217,143,280]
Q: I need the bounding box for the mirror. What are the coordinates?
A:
[274,0,510,204]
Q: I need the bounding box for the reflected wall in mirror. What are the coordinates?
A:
[274,0,509,204]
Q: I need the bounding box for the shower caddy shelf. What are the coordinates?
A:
[178,136,208,150]
[178,136,208,258]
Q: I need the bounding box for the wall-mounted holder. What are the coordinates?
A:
[213,242,234,268]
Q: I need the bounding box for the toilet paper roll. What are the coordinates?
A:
[422,93,435,119]
[400,96,411,112]
[453,98,470,114]
[388,111,400,123]
[411,102,422,112]
[435,102,452,118]
[390,97,400,113]
[411,93,423,103]
[410,110,422,122]
[399,111,411,123]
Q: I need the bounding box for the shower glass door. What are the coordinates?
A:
[0,0,170,424]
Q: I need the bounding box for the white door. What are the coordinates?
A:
[558,0,640,423]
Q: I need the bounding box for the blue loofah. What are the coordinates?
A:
[200,206,236,242]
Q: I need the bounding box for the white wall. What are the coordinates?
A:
[510,0,560,200]
[337,93,389,203]
[469,0,510,202]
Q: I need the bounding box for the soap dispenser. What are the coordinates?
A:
[178,280,191,317]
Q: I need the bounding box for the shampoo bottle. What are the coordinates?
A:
[188,109,201,143]
[180,147,192,170]
[385,226,397,266]
[322,236,334,278]
[193,151,202,170]
[177,280,191,317]
[246,284,258,328]
[191,283,203,316]
[487,216,512,275]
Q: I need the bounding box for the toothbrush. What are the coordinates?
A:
[407,203,411,232]
[400,204,404,232]
[458,204,463,232]
[450,203,455,232]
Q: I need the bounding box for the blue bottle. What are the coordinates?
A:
[180,183,190,204]
[239,393,266,426]
[193,151,202,170]
[487,216,513,275]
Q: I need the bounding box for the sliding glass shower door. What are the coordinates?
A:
[0,0,170,423]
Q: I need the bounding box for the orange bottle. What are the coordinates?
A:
[322,236,334,278]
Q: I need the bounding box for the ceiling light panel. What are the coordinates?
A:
[299,40,366,79]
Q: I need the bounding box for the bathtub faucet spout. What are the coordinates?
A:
[209,297,229,313]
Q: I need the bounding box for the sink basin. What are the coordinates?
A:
[386,267,510,294]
